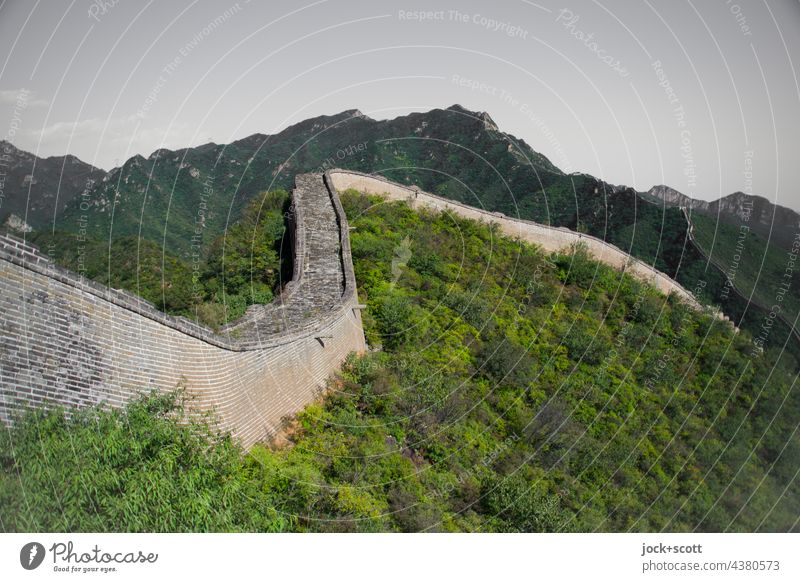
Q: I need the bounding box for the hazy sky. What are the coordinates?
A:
[1,0,798,208]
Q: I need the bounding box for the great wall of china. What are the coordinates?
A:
[0,169,706,447]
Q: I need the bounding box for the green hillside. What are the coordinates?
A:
[57,106,567,259]
[0,140,105,229]
[690,212,800,333]
[4,191,797,532]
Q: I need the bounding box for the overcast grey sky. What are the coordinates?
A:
[1,0,798,208]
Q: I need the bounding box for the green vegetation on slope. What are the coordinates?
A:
[2,191,798,532]
[0,140,105,230]
[27,231,199,314]
[0,391,289,532]
[196,188,290,328]
[56,106,564,258]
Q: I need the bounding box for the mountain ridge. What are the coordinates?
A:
[647,183,800,251]
[5,109,793,221]
[54,105,569,256]
[0,139,106,230]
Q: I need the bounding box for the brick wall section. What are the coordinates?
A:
[0,173,365,448]
[328,170,703,309]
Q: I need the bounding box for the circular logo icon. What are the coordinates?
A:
[20,542,46,570]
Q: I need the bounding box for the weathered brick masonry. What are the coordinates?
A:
[0,172,365,448]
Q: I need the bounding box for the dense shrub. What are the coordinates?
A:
[0,391,290,532]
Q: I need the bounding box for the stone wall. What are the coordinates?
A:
[0,173,365,448]
[328,170,702,309]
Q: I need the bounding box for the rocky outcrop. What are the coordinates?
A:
[647,185,709,211]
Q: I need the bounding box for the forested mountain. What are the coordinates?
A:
[647,184,800,358]
[7,105,799,355]
[55,105,566,257]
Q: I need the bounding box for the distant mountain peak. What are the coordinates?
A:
[147,148,170,161]
[124,154,147,168]
[719,190,771,207]
[0,140,25,156]
[478,111,498,131]
[442,104,498,131]
[445,103,471,114]
[342,108,370,120]
[0,141,106,228]
[272,108,371,138]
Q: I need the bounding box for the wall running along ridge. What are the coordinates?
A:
[328,169,704,309]
[0,173,365,448]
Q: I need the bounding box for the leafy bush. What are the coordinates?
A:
[0,391,290,532]
[480,474,572,532]
[203,189,289,299]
